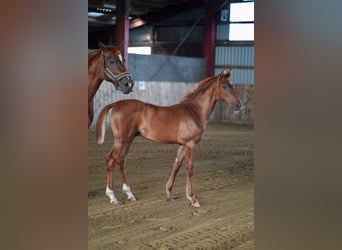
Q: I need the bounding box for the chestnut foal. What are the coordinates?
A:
[96,69,241,207]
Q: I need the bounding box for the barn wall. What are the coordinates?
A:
[210,84,254,123]
[90,81,253,129]
[127,54,206,82]
[214,46,254,85]
[90,2,255,127]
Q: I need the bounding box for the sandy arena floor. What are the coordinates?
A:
[88,122,254,249]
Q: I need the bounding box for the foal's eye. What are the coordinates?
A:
[109,59,116,65]
[222,85,227,90]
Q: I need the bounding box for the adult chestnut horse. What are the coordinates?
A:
[96,69,241,207]
[88,42,134,128]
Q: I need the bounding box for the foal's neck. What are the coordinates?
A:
[189,87,217,124]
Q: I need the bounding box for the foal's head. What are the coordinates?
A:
[98,42,134,94]
[216,69,242,111]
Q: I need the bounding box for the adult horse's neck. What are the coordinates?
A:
[180,77,219,124]
[88,50,104,103]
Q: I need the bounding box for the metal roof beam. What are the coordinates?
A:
[129,0,207,30]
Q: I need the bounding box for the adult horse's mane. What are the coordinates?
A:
[179,75,218,104]
[88,50,100,68]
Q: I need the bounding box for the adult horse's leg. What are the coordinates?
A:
[117,139,136,201]
[184,142,200,207]
[88,100,94,129]
[166,145,185,202]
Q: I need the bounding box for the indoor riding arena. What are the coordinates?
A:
[88,0,254,249]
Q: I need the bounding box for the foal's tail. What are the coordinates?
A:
[96,103,115,144]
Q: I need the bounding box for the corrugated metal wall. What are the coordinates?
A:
[214,46,254,85]
[216,24,229,41]
[215,46,254,67]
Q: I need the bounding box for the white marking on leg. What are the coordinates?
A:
[186,193,200,207]
[123,183,136,200]
[106,186,118,204]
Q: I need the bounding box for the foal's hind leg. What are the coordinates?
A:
[117,139,136,201]
[105,144,120,204]
[184,142,200,207]
[166,145,185,202]
[106,146,118,204]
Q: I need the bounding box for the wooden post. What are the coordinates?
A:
[203,0,216,77]
[115,0,130,68]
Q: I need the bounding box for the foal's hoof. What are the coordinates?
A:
[128,197,137,202]
[166,197,176,202]
[191,202,201,207]
[191,201,201,208]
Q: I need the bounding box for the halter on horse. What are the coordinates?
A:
[88,42,134,128]
[96,69,241,207]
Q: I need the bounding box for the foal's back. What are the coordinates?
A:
[111,99,203,144]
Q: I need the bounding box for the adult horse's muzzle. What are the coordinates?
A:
[104,67,134,94]
[117,76,134,94]
[234,102,242,111]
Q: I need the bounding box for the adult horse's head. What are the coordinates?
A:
[216,69,242,111]
[98,42,134,94]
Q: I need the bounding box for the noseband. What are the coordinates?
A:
[102,51,133,90]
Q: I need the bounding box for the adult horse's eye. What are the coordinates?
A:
[222,85,227,90]
[109,59,116,65]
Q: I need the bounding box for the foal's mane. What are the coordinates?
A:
[179,75,219,104]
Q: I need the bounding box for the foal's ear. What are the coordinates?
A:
[98,41,107,51]
[225,69,233,78]
[219,68,227,77]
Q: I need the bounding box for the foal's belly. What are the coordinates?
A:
[140,122,180,144]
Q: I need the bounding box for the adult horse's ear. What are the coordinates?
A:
[116,41,125,52]
[98,41,107,51]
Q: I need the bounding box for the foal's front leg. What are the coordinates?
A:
[118,154,136,201]
[184,142,200,207]
[166,145,185,201]
[117,139,136,201]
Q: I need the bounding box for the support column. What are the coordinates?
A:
[115,0,130,68]
[203,0,216,77]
